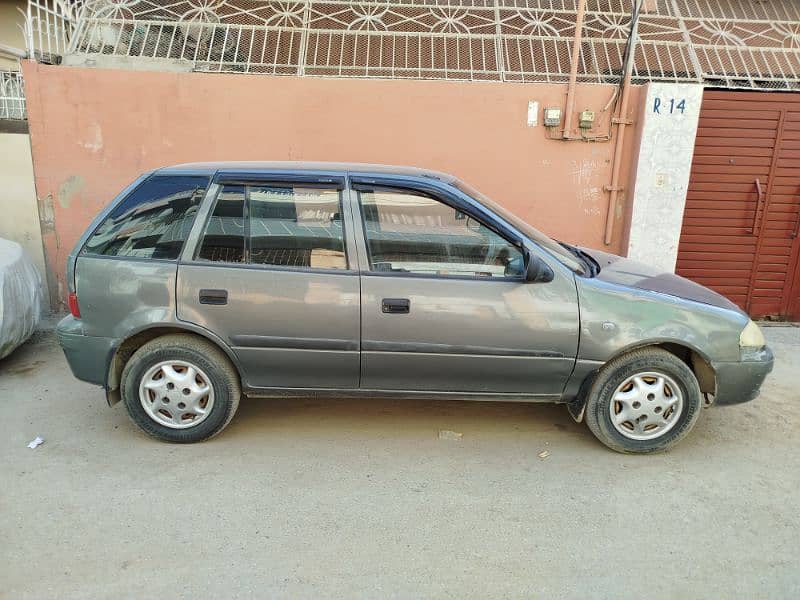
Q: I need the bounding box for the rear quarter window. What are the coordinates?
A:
[82,175,209,260]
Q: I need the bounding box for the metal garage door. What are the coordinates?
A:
[676,90,800,320]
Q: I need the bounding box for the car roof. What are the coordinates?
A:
[155,161,457,183]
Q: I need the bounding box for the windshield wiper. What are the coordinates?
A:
[558,242,600,277]
[576,248,600,277]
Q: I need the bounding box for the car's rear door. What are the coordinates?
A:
[176,171,360,390]
[349,175,579,396]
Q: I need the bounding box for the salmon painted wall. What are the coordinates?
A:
[22,61,643,309]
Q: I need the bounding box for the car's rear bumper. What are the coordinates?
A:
[713,347,774,406]
[56,315,115,387]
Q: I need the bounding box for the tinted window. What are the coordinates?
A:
[197,183,347,270]
[197,185,246,263]
[83,176,208,260]
[359,188,524,278]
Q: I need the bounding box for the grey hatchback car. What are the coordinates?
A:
[57,162,773,453]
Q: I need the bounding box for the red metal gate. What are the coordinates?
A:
[676,90,800,320]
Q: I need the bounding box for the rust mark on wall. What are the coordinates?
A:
[58,175,85,209]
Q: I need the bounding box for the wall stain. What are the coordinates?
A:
[58,175,85,209]
[37,194,55,232]
[36,194,63,310]
[83,122,103,153]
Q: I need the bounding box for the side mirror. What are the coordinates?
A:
[525,250,554,283]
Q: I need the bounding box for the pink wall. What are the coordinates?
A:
[22,61,642,308]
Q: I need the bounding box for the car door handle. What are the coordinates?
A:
[382,298,410,314]
[199,289,228,305]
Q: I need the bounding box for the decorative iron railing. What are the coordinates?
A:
[22,0,80,61]
[0,70,26,120]
[21,0,800,89]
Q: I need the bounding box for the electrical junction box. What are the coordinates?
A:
[579,110,595,129]
[543,107,562,127]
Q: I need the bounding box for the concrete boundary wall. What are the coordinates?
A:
[21,61,644,309]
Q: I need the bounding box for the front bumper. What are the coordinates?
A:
[713,346,774,406]
[56,315,115,387]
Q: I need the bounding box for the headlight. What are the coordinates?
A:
[739,320,765,349]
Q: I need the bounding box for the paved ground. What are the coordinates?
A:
[1,327,798,599]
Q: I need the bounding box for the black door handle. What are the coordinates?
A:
[382,298,410,314]
[199,289,228,305]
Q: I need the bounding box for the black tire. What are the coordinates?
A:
[584,348,702,454]
[120,334,241,443]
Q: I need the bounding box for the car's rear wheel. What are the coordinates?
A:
[121,334,241,443]
[584,348,702,454]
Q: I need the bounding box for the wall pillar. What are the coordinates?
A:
[626,82,703,272]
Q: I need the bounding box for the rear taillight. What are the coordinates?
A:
[68,292,81,318]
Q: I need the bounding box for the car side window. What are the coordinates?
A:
[196,183,347,270]
[358,187,524,278]
[196,185,246,263]
[83,175,209,260]
[249,185,346,269]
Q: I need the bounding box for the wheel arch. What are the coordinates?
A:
[568,340,716,422]
[104,322,244,406]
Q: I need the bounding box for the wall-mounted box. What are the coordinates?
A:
[543,107,561,127]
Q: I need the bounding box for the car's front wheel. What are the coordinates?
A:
[120,334,241,443]
[584,348,702,453]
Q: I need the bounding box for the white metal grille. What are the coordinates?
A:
[0,71,26,120]
[23,0,800,89]
[23,0,80,61]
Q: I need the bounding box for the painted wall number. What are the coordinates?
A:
[653,97,687,114]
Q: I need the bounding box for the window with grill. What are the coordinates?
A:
[197,183,346,270]
[358,188,523,278]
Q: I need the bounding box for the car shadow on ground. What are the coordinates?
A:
[0,328,747,456]
[228,394,592,439]
[2,329,597,446]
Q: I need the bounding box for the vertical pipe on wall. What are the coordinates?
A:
[603,0,642,246]
[562,0,587,140]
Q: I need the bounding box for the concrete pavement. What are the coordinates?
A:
[1,327,798,598]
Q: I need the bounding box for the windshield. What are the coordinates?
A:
[454,180,585,274]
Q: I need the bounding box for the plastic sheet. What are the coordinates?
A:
[0,239,42,359]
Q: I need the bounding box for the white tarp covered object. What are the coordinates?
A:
[0,238,42,359]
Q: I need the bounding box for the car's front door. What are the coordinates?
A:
[177,173,360,390]
[349,177,579,396]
